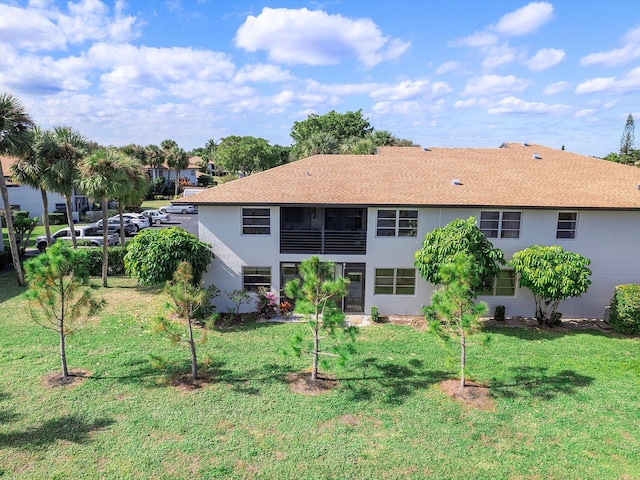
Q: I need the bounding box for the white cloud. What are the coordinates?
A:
[528,48,565,71]
[453,98,489,108]
[543,81,570,95]
[449,31,498,48]
[0,1,141,52]
[581,25,640,67]
[492,2,554,37]
[371,99,445,116]
[575,68,640,94]
[370,79,452,101]
[234,64,295,83]
[462,75,530,96]
[435,60,460,75]
[487,96,571,115]
[481,44,519,69]
[574,109,595,118]
[234,7,410,67]
[0,4,66,50]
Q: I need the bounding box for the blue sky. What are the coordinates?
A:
[1,0,639,157]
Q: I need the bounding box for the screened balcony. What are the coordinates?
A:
[280,207,367,255]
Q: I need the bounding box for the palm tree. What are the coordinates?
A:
[145,144,163,181]
[165,145,189,197]
[11,127,55,248]
[77,148,130,286]
[0,92,35,286]
[113,156,150,247]
[36,126,88,248]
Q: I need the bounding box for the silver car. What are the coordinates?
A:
[142,209,171,225]
[160,204,198,214]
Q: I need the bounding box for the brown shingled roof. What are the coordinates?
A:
[181,144,640,209]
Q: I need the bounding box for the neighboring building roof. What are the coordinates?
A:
[179,143,640,210]
[0,156,20,187]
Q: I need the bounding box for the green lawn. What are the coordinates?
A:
[0,271,638,479]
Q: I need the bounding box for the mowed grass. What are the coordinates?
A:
[0,272,639,479]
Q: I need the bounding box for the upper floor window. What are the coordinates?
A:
[242,207,270,235]
[242,266,271,292]
[477,269,517,296]
[556,212,577,239]
[374,268,416,295]
[376,210,418,237]
[480,211,521,239]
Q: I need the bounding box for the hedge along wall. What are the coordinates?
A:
[609,284,640,335]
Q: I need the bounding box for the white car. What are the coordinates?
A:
[109,213,150,232]
[142,209,171,225]
[160,204,198,214]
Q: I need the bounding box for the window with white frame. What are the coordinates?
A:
[242,207,270,235]
[480,211,521,238]
[478,269,517,296]
[556,212,577,239]
[374,268,416,295]
[242,267,271,292]
[376,210,418,237]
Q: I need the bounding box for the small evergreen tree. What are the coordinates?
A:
[425,252,487,388]
[284,256,355,381]
[153,261,217,380]
[24,242,104,378]
[620,113,635,158]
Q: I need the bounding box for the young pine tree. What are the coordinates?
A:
[153,261,218,380]
[24,242,104,378]
[425,252,487,388]
[284,256,356,381]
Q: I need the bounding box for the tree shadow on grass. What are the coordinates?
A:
[490,366,594,400]
[213,362,295,395]
[0,414,114,449]
[0,391,19,425]
[340,357,450,405]
[486,325,615,342]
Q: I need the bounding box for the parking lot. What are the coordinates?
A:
[151,212,198,237]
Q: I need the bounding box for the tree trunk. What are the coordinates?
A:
[64,194,77,248]
[460,330,466,389]
[60,323,69,378]
[174,169,179,197]
[40,188,52,247]
[0,163,26,285]
[187,318,198,380]
[101,197,109,287]
[312,313,319,381]
[118,203,126,247]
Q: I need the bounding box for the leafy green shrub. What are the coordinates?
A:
[370,306,380,323]
[609,284,640,334]
[124,227,214,285]
[13,210,29,219]
[49,212,68,225]
[82,247,127,276]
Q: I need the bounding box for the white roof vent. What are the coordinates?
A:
[522,142,530,147]
[532,153,541,160]
[452,178,462,186]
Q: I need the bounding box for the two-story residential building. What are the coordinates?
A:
[181,143,640,319]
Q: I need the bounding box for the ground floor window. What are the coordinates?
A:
[242,267,271,292]
[374,268,416,295]
[477,269,517,296]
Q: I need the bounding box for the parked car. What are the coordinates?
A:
[160,204,198,214]
[109,213,150,232]
[141,209,171,225]
[95,218,136,237]
[36,225,119,253]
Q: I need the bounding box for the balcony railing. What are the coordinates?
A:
[281,230,366,254]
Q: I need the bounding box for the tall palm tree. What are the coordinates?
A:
[113,156,150,247]
[145,144,163,181]
[77,148,130,286]
[11,127,55,247]
[0,92,35,286]
[165,145,189,197]
[36,126,88,248]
